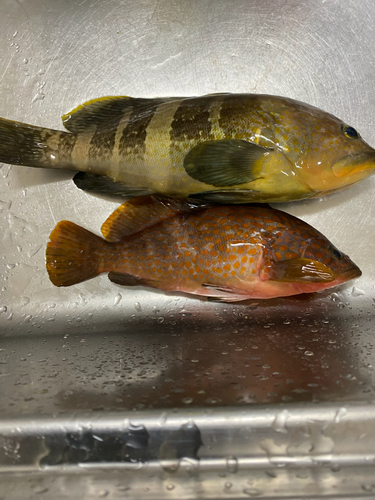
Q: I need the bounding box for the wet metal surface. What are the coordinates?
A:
[0,0,375,498]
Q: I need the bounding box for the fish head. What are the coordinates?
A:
[286,104,375,195]
[259,209,361,294]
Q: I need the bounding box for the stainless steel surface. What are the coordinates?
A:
[0,0,375,498]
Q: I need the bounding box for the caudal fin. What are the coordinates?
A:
[0,117,70,168]
[46,221,106,286]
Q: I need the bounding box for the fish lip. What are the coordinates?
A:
[332,151,375,177]
[337,265,362,283]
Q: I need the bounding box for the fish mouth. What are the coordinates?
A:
[292,264,361,295]
[339,264,362,282]
[332,151,375,178]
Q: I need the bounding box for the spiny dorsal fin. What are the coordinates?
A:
[62,95,168,134]
[101,195,209,242]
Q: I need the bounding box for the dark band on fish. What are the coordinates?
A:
[170,97,215,142]
[88,116,123,161]
[118,100,163,159]
[218,94,247,135]
[58,132,78,165]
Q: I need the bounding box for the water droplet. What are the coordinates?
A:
[32,487,49,494]
[272,409,290,433]
[157,316,164,323]
[182,397,193,404]
[0,306,7,313]
[113,293,122,306]
[351,286,365,297]
[226,456,238,473]
[23,58,28,64]
[32,93,45,103]
[362,484,375,493]
[243,488,262,497]
[98,491,109,498]
[265,470,277,478]
[165,484,175,491]
[224,482,233,489]
[334,407,347,423]
[304,350,314,356]
[134,302,142,311]
[159,412,168,425]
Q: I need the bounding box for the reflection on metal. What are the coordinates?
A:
[0,0,375,497]
[1,406,375,497]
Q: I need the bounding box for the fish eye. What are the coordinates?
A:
[332,248,342,259]
[342,125,359,139]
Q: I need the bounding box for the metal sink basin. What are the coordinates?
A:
[1,0,375,498]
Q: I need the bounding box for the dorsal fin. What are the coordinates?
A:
[62,95,168,134]
[101,195,209,242]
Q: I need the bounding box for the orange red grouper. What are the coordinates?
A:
[46,196,361,302]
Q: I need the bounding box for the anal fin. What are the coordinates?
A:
[108,271,163,290]
[73,172,152,199]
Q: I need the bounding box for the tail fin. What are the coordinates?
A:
[46,221,106,286]
[0,117,69,168]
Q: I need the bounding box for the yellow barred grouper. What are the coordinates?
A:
[0,93,375,203]
[46,196,361,302]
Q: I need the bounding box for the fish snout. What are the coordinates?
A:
[339,262,362,282]
[332,151,375,178]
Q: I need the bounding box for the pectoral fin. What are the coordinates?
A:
[184,139,270,187]
[268,258,334,283]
